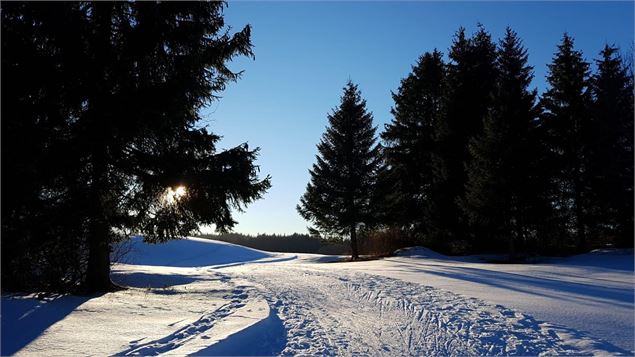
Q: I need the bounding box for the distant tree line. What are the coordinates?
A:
[199,233,350,255]
[299,26,633,259]
[2,2,270,292]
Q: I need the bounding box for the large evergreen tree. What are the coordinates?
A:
[587,45,634,246]
[540,34,593,251]
[2,2,270,292]
[461,28,544,257]
[382,50,445,236]
[428,26,497,250]
[298,82,382,259]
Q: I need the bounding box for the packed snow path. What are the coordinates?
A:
[222,264,630,356]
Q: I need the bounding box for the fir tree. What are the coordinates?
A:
[382,50,445,236]
[587,45,634,246]
[2,2,98,290]
[461,28,542,257]
[298,82,382,259]
[428,26,497,250]
[1,2,271,292]
[540,34,593,251]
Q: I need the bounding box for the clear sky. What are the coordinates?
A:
[199,1,634,236]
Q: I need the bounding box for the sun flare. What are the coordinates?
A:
[164,185,187,204]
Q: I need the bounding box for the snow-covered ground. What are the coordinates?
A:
[2,236,633,355]
[332,247,635,353]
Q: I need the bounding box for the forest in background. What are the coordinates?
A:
[198,233,346,255]
[298,27,633,260]
[198,230,410,257]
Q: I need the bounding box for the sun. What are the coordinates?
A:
[174,186,187,198]
[164,185,187,204]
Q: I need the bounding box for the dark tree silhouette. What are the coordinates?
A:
[1,2,270,292]
[540,34,593,251]
[298,82,382,259]
[2,2,95,291]
[587,45,634,247]
[428,26,497,249]
[382,50,445,237]
[461,28,545,257]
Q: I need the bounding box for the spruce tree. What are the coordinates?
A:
[382,50,445,236]
[588,45,634,246]
[428,26,497,250]
[2,2,99,290]
[298,82,382,259]
[540,34,593,251]
[1,2,271,292]
[461,28,542,257]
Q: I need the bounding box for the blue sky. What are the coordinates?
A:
[199,1,634,236]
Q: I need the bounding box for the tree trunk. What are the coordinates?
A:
[574,175,586,252]
[350,224,359,260]
[83,2,115,293]
[575,204,586,252]
[84,144,114,293]
[508,236,516,261]
[85,216,113,292]
[510,218,523,261]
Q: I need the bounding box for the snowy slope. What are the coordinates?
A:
[115,235,279,267]
[2,237,633,356]
[335,246,635,352]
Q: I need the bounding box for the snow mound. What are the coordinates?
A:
[294,253,344,263]
[394,246,449,260]
[559,248,634,271]
[587,248,634,255]
[114,236,274,267]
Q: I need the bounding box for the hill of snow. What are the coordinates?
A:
[114,236,275,267]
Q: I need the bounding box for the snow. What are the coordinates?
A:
[335,246,634,352]
[116,236,275,267]
[2,237,633,356]
[3,265,276,356]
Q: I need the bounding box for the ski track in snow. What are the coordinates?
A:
[113,272,255,356]
[224,264,630,356]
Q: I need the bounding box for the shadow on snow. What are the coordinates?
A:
[1,294,95,355]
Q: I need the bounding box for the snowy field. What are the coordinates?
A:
[2,236,633,356]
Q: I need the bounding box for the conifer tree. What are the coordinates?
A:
[1,2,271,292]
[382,50,445,236]
[298,82,382,259]
[540,34,593,251]
[461,28,542,257]
[428,26,497,249]
[587,45,634,246]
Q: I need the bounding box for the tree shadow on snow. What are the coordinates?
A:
[1,294,94,355]
[418,265,634,307]
[110,271,199,288]
[191,308,287,356]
